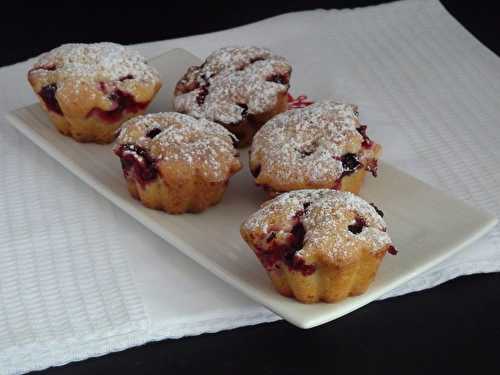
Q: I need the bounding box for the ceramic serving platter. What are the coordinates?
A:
[6,48,497,328]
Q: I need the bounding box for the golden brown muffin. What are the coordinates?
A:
[241,189,397,303]
[174,46,291,147]
[28,42,161,144]
[114,112,241,214]
[249,100,381,196]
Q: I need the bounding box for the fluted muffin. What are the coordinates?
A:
[28,42,161,143]
[174,46,291,147]
[114,112,241,214]
[241,189,396,303]
[249,100,381,196]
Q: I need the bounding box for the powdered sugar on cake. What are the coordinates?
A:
[251,100,370,185]
[29,42,160,97]
[174,46,291,124]
[116,112,239,182]
[242,189,393,262]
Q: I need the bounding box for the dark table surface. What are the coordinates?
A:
[4,1,498,374]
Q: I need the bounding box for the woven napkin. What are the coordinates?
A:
[1,0,499,373]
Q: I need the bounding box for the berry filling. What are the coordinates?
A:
[119,74,134,81]
[348,216,367,234]
[267,73,289,85]
[254,204,315,276]
[177,70,199,93]
[200,73,211,82]
[332,179,342,190]
[114,144,157,186]
[249,57,265,64]
[236,58,265,71]
[293,202,310,219]
[196,85,209,106]
[39,83,63,115]
[331,153,364,190]
[282,222,306,263]
[340,153,361,176]
[88,89,149,123]
[303,202,311,212]
[194,72,212,106]
[237,103,248,119]
[266,232,276,243]
[146,128,162,139]
[370,203,384,217]
[347,213,397,255]
[356,125,374,149]
[387,245,398,255]
[299,149,314,157]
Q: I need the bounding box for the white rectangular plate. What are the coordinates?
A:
[6,48,497,329]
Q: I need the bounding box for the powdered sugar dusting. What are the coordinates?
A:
[116,113,240,182]
[242,189,393,263]
[174,46,291,125]
[31,43,159,83]
[250,100,377,186]
[28,42,160,107]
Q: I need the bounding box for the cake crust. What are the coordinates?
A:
[174,46,292,147]
[115,112,241,214]
[241,189,396,303]
[250,100,381,195]
[28,42,161,143]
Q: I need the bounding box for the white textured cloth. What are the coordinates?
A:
[1,0,500,373]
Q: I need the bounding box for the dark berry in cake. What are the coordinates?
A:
[146,128,162,139]
[268,73,289,85]
[119,74,134,81]
[39,84,63,115]
[348,216,367,234]
[114,144,157,186]
[370,203,384,217]
[387,245,398,255]
[357,125,374,149]
[341,153,361,175]
[90,90,148,123]
[237,103,248,118]
[196,85,209,106]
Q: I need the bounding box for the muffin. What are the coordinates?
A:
[249,100,381,196]
[114,112,241,214]
[174,46,291,147]
[28,42,161,143]
[241,189,397,303]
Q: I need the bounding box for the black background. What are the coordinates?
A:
[5,1,498,374]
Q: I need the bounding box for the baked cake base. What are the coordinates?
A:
[268,249,386,303]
